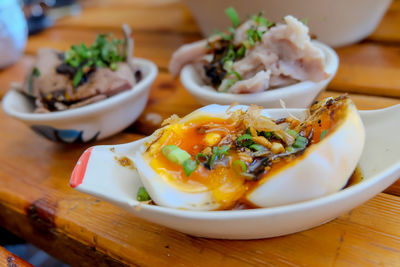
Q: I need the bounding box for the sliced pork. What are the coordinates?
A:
[169,14,329,94]
[17,25,141,113]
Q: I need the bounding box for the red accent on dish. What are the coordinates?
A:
[70,147,94,188]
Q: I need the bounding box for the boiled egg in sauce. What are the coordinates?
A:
[135,96,365,210]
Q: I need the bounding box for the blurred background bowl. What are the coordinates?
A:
[2,58,158,143]
[181,41,338,108]
[185,0,392,47]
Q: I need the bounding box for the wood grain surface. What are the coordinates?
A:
[0,0,399,266]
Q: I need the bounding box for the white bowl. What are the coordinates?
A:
[1,58,158,143]
[181,41,338,108]
[185,0,392,47]
[70,104,400,239]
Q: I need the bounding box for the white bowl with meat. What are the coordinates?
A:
[2,26,158,143]
[185,0,392,48]
[171,12,339,108]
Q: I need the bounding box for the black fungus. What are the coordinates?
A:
[247,157,271,180]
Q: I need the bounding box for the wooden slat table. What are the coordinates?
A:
[0,0,399,266]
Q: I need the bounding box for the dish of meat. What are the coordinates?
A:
[14,25,139,113]
[171,8,337,96]
[174,9,338,107]
[2,25,158,143]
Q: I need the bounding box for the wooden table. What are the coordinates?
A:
[0,0,399,266]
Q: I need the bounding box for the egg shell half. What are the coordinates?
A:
[246,101,365,207]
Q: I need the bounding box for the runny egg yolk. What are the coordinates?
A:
[144,117,247,209]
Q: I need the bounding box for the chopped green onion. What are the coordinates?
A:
[137,186,150,201]
[320,129,328,140]
[214,145,230,155]
[183,159,198,176]
[236,134,253,147]
[286,146,294,152]
[223,60,234,73]
[110,62,118,71]
[225,7,240,28]
[73,69,83,87]
[219,32,234,41]
[223,44,236,63]
[195,153,208,163]
[236,46,246,57]
[161,145,191,165]
[32,67,40,77]
[246,27,263,46]
[233,160,247,175]
[222,79,237,92]
[233,71,242,80]
[286,129,299,138]
[208,145,230,167]
[293,136,308,149]
[262,131,273,139]
[249,144,265,151]
[300,18,309,25]
[251,12,274,28]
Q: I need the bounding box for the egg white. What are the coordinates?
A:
[246,100,365,207]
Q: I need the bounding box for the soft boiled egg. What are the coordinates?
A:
[134,96,365,210]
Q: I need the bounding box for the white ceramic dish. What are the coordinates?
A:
[181,41,338,108]
[185,0,392,47]
[70,104,400,239]
[2,58,158,143]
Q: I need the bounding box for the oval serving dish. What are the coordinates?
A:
[70,104,400,239]
[181,41,338,108]
[2,58,158,143]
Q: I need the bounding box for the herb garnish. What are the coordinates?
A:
[225,7,240,28]
[137,186,151,201]
[206,7,276,91]
[320,129,328,140]
[64,34,126,87]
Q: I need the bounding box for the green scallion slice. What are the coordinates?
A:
[262,131,273,139]
[208,145,230,168]
[320,129,328,140]
[249,144,265,151]
[233,160,247,175]
[161,145,191,165]
[110,62,118,71]
[236,134,253,147]
[225,7,240,28]
[233,71,242,80]
[195,153,208,163]
[293,136,308,149]
[286,146,294,153]
[73,69,83,87]
[286,129,299,138]
[137,186,150,201]
[183,159,198,177]
[32,67,40,77]
[236,46,246,57]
